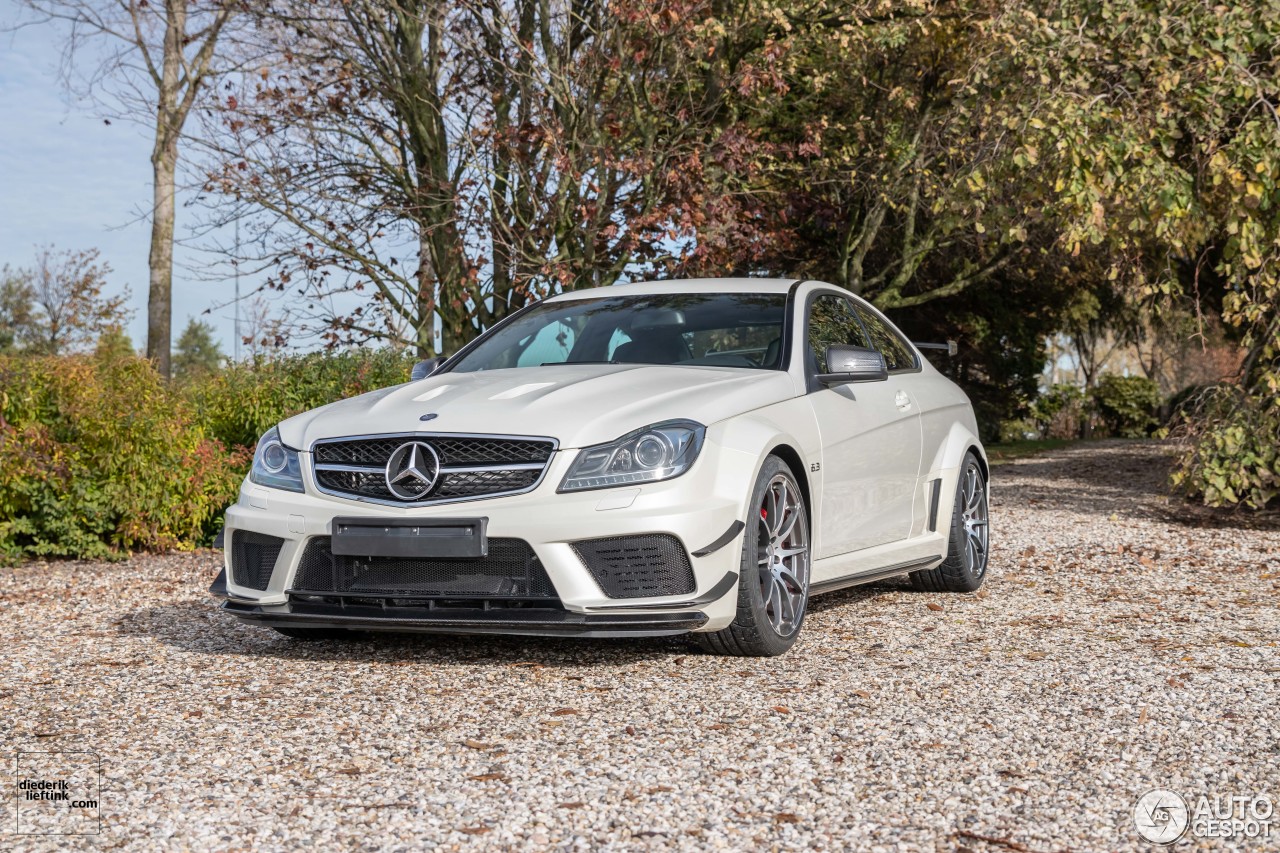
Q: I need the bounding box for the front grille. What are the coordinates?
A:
[230,531,285,591]
[291,536,558,600]
[312,433,555,505]
[572,534,696,599]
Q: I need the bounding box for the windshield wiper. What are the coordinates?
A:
[542,360,622,366]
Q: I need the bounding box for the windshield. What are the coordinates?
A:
[449,293,788,373]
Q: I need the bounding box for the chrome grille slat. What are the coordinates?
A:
[310,432,557,507]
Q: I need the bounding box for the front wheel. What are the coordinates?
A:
[697,456,811,657]
[910,452,989,592]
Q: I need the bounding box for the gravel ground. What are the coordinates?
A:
[2,440,1279,851]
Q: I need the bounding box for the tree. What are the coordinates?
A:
[997,0,1280,505]
[21,0,235,377]
[670,1,1036,311]
[0,270,37,353]
[171,316,223,377]
[5,247,132,355]
[94,324,136,360]
[203,0,731,355]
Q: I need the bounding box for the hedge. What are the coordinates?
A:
[0,348,415,562]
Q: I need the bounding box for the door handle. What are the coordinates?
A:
[895,390,912,411]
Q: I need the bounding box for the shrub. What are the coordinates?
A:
[184,349,415,449]
[1171,388,1280,509]
[1089,374,1160,438]
[0,353,247,561]
[1030,384,1090,439]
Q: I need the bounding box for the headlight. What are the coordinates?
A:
[559,420,705,492]
[249,426,304,493]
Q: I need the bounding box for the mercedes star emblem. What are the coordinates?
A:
[384,441,441,500]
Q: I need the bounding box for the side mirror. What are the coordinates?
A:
[817,345,888,385]
[410,356,446,381]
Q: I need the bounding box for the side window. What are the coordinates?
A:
[854,304,917,371]
[807,294,871,374]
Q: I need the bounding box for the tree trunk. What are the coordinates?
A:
[146,0,185,379]
[148,134,178,377]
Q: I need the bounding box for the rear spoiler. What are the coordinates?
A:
[914,340,958,356]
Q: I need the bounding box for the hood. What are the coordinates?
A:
[277,364,797,451]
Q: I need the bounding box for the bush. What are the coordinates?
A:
[1030,384,1090,439]
[1089,374,1160,438]
[0,347,415,562]
[1171,388,1280,509]
[0,353,248,561]
[184,349,415,449]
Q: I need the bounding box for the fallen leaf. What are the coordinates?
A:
[624,725,636,736]
[852,689,870,699]
[335,766,362,776]
[557,801,586,809]
[648,785,674,793]
[926,602,944,612]
[541,720,564,728]
[1020,546,1036,558]
[772,705,791,714]
[468,772,507,782]
[1025,652,1046,661]
[774,812,800,824]
[1137,706,1149,725]
[463,739,491,750]
[552,708,579,716]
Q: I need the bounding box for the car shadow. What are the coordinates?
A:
[121,598,697,668]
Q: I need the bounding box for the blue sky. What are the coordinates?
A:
[0,1,241,353]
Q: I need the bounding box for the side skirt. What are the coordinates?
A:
[809,556,942,596]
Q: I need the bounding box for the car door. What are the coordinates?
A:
[805,292,923,558]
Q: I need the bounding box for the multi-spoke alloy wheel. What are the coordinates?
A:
[910,452,990,593]
[698,456,811,656]
[757,473,810,637]
[958,463,989,579]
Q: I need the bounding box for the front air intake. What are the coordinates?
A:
[230,531,285,591]
[572,534,696,599]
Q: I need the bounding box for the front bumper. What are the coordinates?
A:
[217,438,757,634]
[219,590,708,638]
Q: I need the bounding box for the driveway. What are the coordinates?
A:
[2,441,1278,850]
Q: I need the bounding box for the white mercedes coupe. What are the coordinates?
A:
[212,279,990,656]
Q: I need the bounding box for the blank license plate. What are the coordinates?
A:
[330,517,488,559]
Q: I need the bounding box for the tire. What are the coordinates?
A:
[910,452,989,592]
[697,456,811,657]
[272,626,352,640]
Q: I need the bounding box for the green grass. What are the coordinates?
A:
[986,438,1075,465]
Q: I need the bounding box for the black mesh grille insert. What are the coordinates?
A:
[572,535,696,599]
[314,436,553,467]
[291,537,557,599]
[312,435,554,504]
[230,531,285,591]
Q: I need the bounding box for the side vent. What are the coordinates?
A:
[926,478,943,533]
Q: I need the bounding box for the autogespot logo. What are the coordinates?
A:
[1134,789,1190,845]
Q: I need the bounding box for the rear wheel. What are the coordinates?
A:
[910,452,989,592]
[272,627,352,640]
[697,456,810,657]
